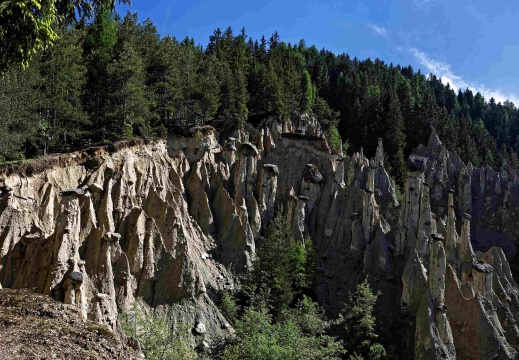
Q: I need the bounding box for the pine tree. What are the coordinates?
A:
[301,69,313,112]
[106,38,149,139]
[83,6,117,141]
[339,278,386,360]
[246,211,315,315]
[192,55,220,122]
[37,27,88,153]
[148,35,182,129]
[0,66,40,160]
[385,92,407,184]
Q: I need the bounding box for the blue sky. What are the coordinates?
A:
[117,0,519,104]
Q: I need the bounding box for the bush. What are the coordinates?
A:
[222,301,344,360]
[394,184,404,204]
[119,303,196,360]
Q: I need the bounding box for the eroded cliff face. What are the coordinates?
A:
[0,138,233,347]
[397,131,519,359]
[0,119,518,358]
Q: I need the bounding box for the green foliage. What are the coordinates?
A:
[385,92,407,185]
[2,14,519,180]
[245,212,315,313]
[342,140,350,155]
[0,0,130,74]
[0,64,40,160]
[301,70,314,112]
[394,184,404,204]
[106,37,149,139]
[36,27,88,153]
[325,125,341,152]
[222,299,344,360]
[338,278,386,360]
[0,0,58,74]
[222,210,342,359]
[312,96,339,131]
[119,302,196,360]
[219,292,238,325]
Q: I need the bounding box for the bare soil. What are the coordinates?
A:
[0,289,143,359]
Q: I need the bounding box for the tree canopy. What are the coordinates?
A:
[2,11,519,184]
[0,0,130,73]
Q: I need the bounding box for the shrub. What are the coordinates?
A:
[119,303,196,360]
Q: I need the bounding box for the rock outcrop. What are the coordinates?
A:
[397,130,519,359]
[0,119,519,358]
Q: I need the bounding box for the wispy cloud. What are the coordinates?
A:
[411,48,519,105]
[412,0,432,8]
[162,1,177,34]
[368,24,389,39]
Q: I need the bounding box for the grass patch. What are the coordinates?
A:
[87,324,114,337]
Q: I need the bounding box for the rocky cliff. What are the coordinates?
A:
[0,118,518,359]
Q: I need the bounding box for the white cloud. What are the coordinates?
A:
[368,24,388,39]
[410,48,519,105]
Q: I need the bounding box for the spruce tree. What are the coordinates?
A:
[37,27,88,153]
[0,66,40,160]
[301,69,314,112]
[106,38,149,139]
[339,278,386,360]
[385,92,407,185]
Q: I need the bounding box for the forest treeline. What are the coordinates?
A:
[2,9,519,184]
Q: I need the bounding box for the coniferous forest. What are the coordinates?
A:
[5,4,519,359]
[2,10,519,187]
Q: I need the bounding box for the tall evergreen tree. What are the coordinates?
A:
[0,66,39,160]
[385,92,407,184]
[106,38,149,139]
[37,27,87,153]
[301,69,314,112]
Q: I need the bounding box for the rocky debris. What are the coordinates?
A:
[195,322,207,334]
[186,125,215,137]
[67,271,84,284]
[472,262,493,273]
[0,288,143,359]
[96,293,108,300]
[431,233,444,241]
[303,164,324,184]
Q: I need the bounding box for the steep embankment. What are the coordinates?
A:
[0,117,518,359]
[0,288,142,359]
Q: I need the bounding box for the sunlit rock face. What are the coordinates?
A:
[396,130,519,359]
[1,118,519,358]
